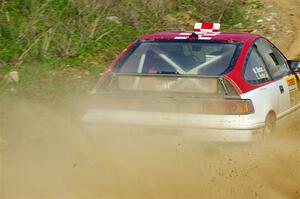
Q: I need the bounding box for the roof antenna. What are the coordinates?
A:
[189,32,199,40]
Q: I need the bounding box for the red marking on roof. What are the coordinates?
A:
[194,23,221,33]
[202,23,214,29]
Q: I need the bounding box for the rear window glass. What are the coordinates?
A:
[114,40,242,75]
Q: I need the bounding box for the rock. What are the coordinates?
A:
[89,89,97,95]
[265,16,273,22]
[245,14,250,20]
[106,16,121,24]
[256,19,264,23]
[270,25,276,31]
[4,71,19,83]
[233,23,243,29]
[84,71,90,76]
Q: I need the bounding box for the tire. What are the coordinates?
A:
[262,112,277,139]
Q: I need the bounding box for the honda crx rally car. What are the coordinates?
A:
[83,23,300,141]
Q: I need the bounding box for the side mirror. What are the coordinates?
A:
[288,60,300,72]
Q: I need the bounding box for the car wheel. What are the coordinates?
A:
[262,112,276,139]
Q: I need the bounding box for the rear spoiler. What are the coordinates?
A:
[97,73,240,98]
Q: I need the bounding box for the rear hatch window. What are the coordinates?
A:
[114,40,242,75]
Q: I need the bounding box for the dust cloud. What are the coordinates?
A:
[0,97,300,199]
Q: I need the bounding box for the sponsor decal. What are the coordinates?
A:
[252,67,269,79]
[287,78,296,91]
[285,76,299,106]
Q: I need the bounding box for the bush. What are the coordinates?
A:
[0,0,252,67]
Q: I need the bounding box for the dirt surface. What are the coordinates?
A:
[1,0,300,199]
[0,99,300,199]
[261,0,300,59]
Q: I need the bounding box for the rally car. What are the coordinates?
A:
[83,23,300,141]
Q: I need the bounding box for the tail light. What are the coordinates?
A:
[203,99,254,115]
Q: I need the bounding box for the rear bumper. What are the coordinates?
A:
[82,109,265,142]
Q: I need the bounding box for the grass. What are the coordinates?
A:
[0,0,264,102]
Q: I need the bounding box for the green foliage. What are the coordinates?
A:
[0,0,257,65]
[0,0,261,99]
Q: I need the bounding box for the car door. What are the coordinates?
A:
[242,45,278,117]
[255,38,296,116]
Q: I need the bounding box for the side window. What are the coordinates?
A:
[243,47,271,84]
[255,38,290,79]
